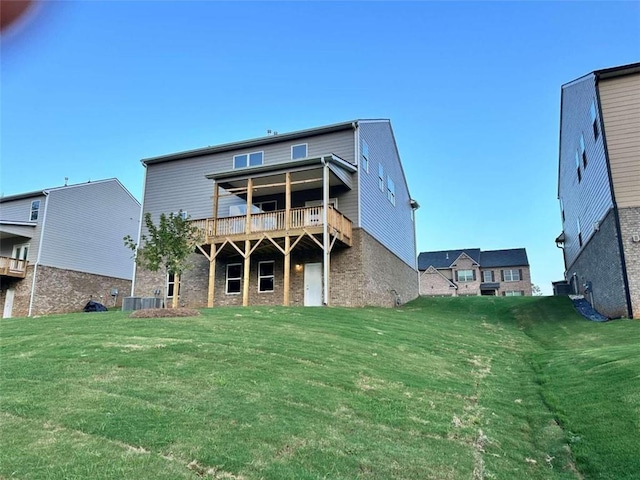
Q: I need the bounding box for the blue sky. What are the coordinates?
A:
[2,1,639,294]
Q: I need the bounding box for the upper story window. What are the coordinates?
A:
[482,270,494,282]
[378,164,384,192]
[590,100,599,140]
[559,198,565,223]
[456,270,475,282]
[387,177,396,206]
[234,151,263,169]
[30,200,40,221]
[580,134,587,168]
[577,218,583,247]
[575,151,581,183]
[502,269,521,282]
[361,140,369,173]
[292,144,307,160]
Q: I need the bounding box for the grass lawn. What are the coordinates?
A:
[1,296,638,479]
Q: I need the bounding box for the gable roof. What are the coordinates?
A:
[417,248,481,270]
[479,248,529,267]
[418,248,529,270]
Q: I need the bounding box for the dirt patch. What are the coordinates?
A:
[129,308,200,318]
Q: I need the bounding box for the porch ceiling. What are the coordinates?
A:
[0,223,35,241]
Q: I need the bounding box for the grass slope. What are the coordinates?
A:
[0,297,637,479]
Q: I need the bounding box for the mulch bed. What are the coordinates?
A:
[129,308,201,318]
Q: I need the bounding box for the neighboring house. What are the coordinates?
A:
[0,179,141,317]
[418,248,532,297]
[556,62,640,319]
[133,119,420,307]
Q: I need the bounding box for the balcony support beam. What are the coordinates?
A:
[322,158,330,306]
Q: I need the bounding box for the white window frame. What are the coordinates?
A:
[233,151,264,169]
[504,291,524,296]
[226,263,242,295]
[258,261,275,293]
[166,272,181,298]
[361,140,369,173]
[482,270,493,283]
[12,243,29,261]
[503,269,521,282]
[457,270,474,282]
[30,200,40,221]
[291,143,308,160]
[378,164,384,192]
[387,177,395,206]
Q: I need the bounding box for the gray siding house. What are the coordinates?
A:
[0,179,141,317]
[418,248,532,297]
[133,119,420,308]
[556,62,640,318]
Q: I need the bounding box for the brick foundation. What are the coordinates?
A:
[618,207,640,318]
[1,265,131,318]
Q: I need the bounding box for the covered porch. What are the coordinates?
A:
[191,155,355,308]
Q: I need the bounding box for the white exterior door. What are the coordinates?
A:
[3,289,15,319]
[304,263,323,306]
[12,244,29,269]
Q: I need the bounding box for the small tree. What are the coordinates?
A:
[531,284,543,296]
[124,211,203,308]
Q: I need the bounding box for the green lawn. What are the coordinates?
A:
[1,296,638,479]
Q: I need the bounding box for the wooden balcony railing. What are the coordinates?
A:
[0,256,28,278]
[191,206,352,246]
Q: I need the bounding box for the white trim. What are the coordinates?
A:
[30,200,40,221]
[233,151,264,169]
[28,191,50,317]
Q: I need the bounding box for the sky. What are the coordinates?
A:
[1,1,639,294]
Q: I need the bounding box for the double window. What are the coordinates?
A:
[504,291,524,296]
[456,270,475,282]
[166,273,181,298]
[30,200,40,221]
[234,151,263,169]
[502,269,521,282]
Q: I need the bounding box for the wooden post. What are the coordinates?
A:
[208,252,216,308]
[172,273,180,309]
[284,236,290,306]
[243,239,251,307]
[285,172,291,230]
[212,182,219,239]
[245,178,253,234]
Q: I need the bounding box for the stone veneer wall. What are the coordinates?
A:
[134,228,419,308]
[566,208,629,318]
[1,265,131,318]
[618,206,640,318]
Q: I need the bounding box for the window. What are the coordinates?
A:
[361,140,369,172]
[166,273,181,298]
[258,261,274,293]
[234,151,263,169]
[387,177,396,206]
[590,100,599,140]
[456,270,475,282]
[378,164,384,191]
[292,144,307,160]
[577,218,583,247]
[30,200,40,221]
[226,264,242,294]
[255,200,277,212]
[580,134,587,168]
[173,210,188,220]
[560,198,565,223]
[502,269,521,282]
[482,270,494,282]
[504,291,524,296]
[575,151,581,182]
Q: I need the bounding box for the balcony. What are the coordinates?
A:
[0,256,28,278]
[191,205,352,247]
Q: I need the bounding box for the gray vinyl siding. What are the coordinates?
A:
[38,180,140,279]
[0,194,45,262]
[599,72,640,208]
[559,75,613,267]
[142,129,358,224]
[357,121,416,268]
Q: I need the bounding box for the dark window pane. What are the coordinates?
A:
[259,277,274,292]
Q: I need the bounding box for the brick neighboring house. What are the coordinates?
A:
[133,119,420,308]
[418,248,532,297]
[556,62,640,319]
[0,179,141,317]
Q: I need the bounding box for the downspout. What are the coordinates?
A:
[131,162,148,296]
[28,191,50,317]
[322,156,329,306]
